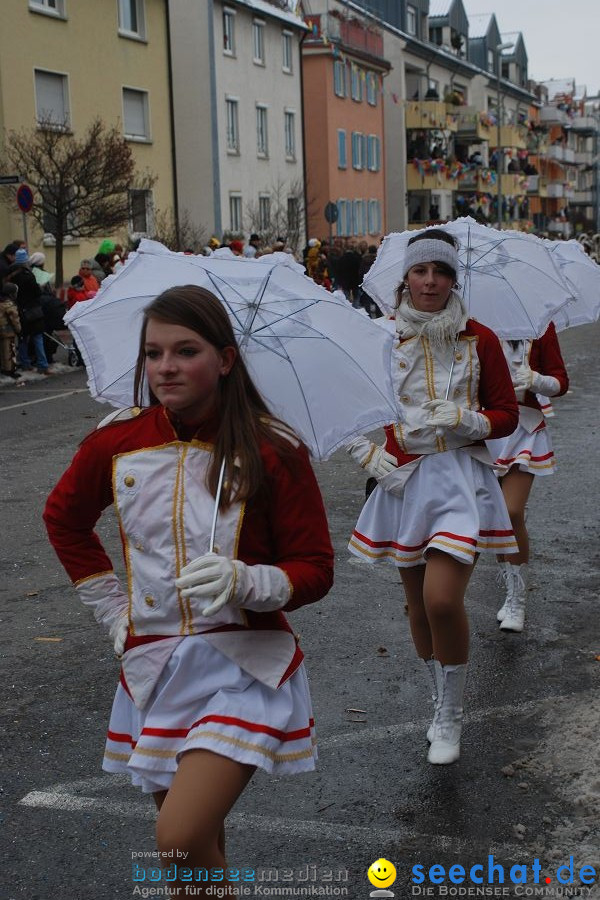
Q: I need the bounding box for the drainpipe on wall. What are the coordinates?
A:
[208,0,222,237]
[165,0,180,247]
[299,26,308,251]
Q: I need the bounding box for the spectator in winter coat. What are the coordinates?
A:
[0,281,22,378]
[79,260,100,295]
[7,249,51,374]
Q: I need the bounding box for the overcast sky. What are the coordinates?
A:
[460,0,599,96]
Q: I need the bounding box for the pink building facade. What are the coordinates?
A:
[302,9,390,244]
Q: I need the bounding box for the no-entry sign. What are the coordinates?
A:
[17,183,34,213]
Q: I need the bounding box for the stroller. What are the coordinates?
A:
[42,292,79,367]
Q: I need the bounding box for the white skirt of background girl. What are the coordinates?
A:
[487,415,556,477]
[349,449,518,568]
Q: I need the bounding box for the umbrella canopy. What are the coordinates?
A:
[66,240,400,461]
[542,239,600,331]
[362,217,574,339]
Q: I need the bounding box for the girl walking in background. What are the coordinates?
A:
[347,230,518,765]
[487,324,569,632]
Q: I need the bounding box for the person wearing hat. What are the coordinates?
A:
[79,260,100,295]
[0,281,22,379]
[229,239,244,256]
[243,234,261,258]
[29,252,55,290]
[346,229,519,765]
[7,249,52,374]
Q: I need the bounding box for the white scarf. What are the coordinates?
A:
[395,290,468,352]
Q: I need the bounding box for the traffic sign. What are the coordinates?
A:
[17,184,34,214]
[324,201,339,224]
[0,174,21,185]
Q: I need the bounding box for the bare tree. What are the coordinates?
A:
[0,117,155,285]
[244,177,308,255]
[151,207,209,254]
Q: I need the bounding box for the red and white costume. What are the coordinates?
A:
[45,406,333,791]
[486,323,569,476]
[349,320,520,566]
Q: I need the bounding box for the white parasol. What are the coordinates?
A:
[362,217,575,340]
[66,240,400,461]
[542,238,600,331]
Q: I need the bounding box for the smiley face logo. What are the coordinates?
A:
[367,858,397,889]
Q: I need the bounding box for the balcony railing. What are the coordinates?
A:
[547,182,565,198]
[455,107,493,141]
[405,101,458,132]
[547,221,571,236]
[575,151,593,165]
[571,115,599,132]
[305,12,384,58]
[572,189,594,204]
[540,107,570,126]
[547,145,565,162]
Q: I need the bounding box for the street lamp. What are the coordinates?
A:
[495,41,514,228]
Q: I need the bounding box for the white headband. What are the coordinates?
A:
[403,238,459,278]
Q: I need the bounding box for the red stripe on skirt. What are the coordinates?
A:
[353,529,478,551]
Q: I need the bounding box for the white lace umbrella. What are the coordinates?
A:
[65,240,400,460]
[362,217,575,339]
[542,238,600,330]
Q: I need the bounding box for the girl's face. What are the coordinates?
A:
[406,261,454,313]
[144,320,236,422]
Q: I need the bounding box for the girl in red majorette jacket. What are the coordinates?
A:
[346,230,518,767]
[44,285,333,893]
[486,322,568,634]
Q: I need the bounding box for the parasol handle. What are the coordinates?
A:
[435,338,459,438]
[208,457,227,553]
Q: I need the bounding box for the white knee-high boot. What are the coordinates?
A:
[423,658,442,743]
[499,564,528,633]
[496,560,512,622]
[427,663,467,765]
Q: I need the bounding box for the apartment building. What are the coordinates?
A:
[0,0,175,277]
[168,0,307,248]
[301,1,389,243]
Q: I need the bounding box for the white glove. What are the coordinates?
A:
[513,365,560,396]
[423,399,491,440]
[346,435,397,479]
[175,553,291,618]
[109,614,129,657]
[75,573,129,657]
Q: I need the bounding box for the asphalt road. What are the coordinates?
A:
[1,324,599,900]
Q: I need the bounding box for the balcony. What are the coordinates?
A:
[499,173,527,194]
[405,101,458,132]
[547,182,565,198]
[526,174,540,192]
[547,221,572,236]
[305,12,385,58]
[540,107,570,126]
[575,150,593,165]
[571,115,598,132]
[406,164,452,191]
[498,125,527,149]
[455,107,493,141]
[547,145,565,162]
[572,189,594,205]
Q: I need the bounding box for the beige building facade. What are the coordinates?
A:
[0,0,175,282]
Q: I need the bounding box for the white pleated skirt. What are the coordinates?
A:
[487,422,555,476]
[349,450,518,568]
[102,636,317,793]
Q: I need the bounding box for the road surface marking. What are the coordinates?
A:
[19,785,523,855]
[0,389,88,411]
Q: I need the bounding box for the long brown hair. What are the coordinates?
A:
[133,285,298,507]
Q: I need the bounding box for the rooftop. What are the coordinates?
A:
[468,13,493,39]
